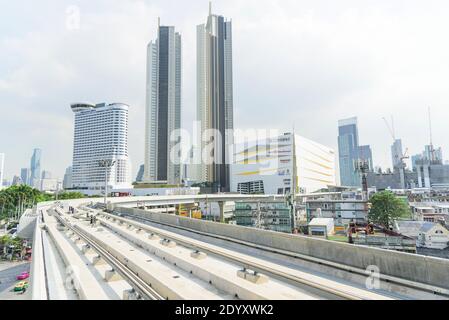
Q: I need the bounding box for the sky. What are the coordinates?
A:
[1,0,449,181]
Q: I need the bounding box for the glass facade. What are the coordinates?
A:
[338,117,361,187]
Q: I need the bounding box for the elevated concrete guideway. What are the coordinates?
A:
[24,196,449,300]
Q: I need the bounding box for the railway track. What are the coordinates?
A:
[51,208,164,300]
[97,210,395,300]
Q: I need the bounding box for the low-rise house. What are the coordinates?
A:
[409,202,449,223]
[395,220,449,250]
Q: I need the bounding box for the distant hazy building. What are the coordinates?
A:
[135,164,144,182]
[144,22,182,185]
[338,117,360,187]
[12,175,22,186]
[70,102,131,192]
[20,168,30,186]
[63,166,73,189]
[412,145,443,167]
[358,145,373,171]
[30,148,42,189]
[0,153,4,189]
[41,170,52,179]
[231,133,336,194]
[391,139,404,168]
[196,4,234,192]
[40,178,59,192]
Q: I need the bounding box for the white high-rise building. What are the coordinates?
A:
[0,153,4,189]
[196,3,234,191]
[144,21,182,185]
[71,102,131,192]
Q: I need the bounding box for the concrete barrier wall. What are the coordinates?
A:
[30,214,48,300]
[117,206,449,290]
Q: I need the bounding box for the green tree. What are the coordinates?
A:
[57,192,85,200]
[368,191,410,228]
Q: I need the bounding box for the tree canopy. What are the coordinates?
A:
[0,186,84,219]
[368,191,410,228]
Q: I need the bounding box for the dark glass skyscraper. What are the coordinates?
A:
[338,117,360,187]
[144,22,182,184]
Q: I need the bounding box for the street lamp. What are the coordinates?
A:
[98,159,116,206]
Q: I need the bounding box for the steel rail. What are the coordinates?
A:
[51,209,164,300]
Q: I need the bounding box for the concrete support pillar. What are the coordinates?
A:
[104,269,122,282]
[82,244,94,254]
[148,233,160,240]
[190,250,207,260]
[74,237,82,244]
[135,228,142,234]
[160,239,176,248]
[218,201,225,223]
[237,269,269,284]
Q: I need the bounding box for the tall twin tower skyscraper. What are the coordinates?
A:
[144,4,234,191]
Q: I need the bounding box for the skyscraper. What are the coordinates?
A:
[391,139,403,168]
[30,148,42,188]
[0,153,4,188]
[63,166,73,189]
[338,117,360,187]
[71,102,131,191]
[20,168,30,186]
[144,21,182,185]
[358,145,373,172]
[196,3,234,192]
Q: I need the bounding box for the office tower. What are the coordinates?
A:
[144,21,182,185]
[20,168,30,186]
[30,148,42,188]
[135,164,144,182]
[71,102,131,191]
[391,139,403,168]
[338,117,360,187]
[0,153,4,188]
[358,145,373,171]
[63,166,73,189]
[196,3,234,192]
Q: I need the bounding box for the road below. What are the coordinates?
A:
[0,261,31,300]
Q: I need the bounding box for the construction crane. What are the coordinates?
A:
[382,115,396,141]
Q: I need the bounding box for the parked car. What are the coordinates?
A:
[14,281,29,292]
[16,272,29,280]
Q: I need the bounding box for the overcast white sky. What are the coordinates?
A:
[1,0,449,181]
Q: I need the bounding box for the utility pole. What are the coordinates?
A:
[98,159,116,207]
